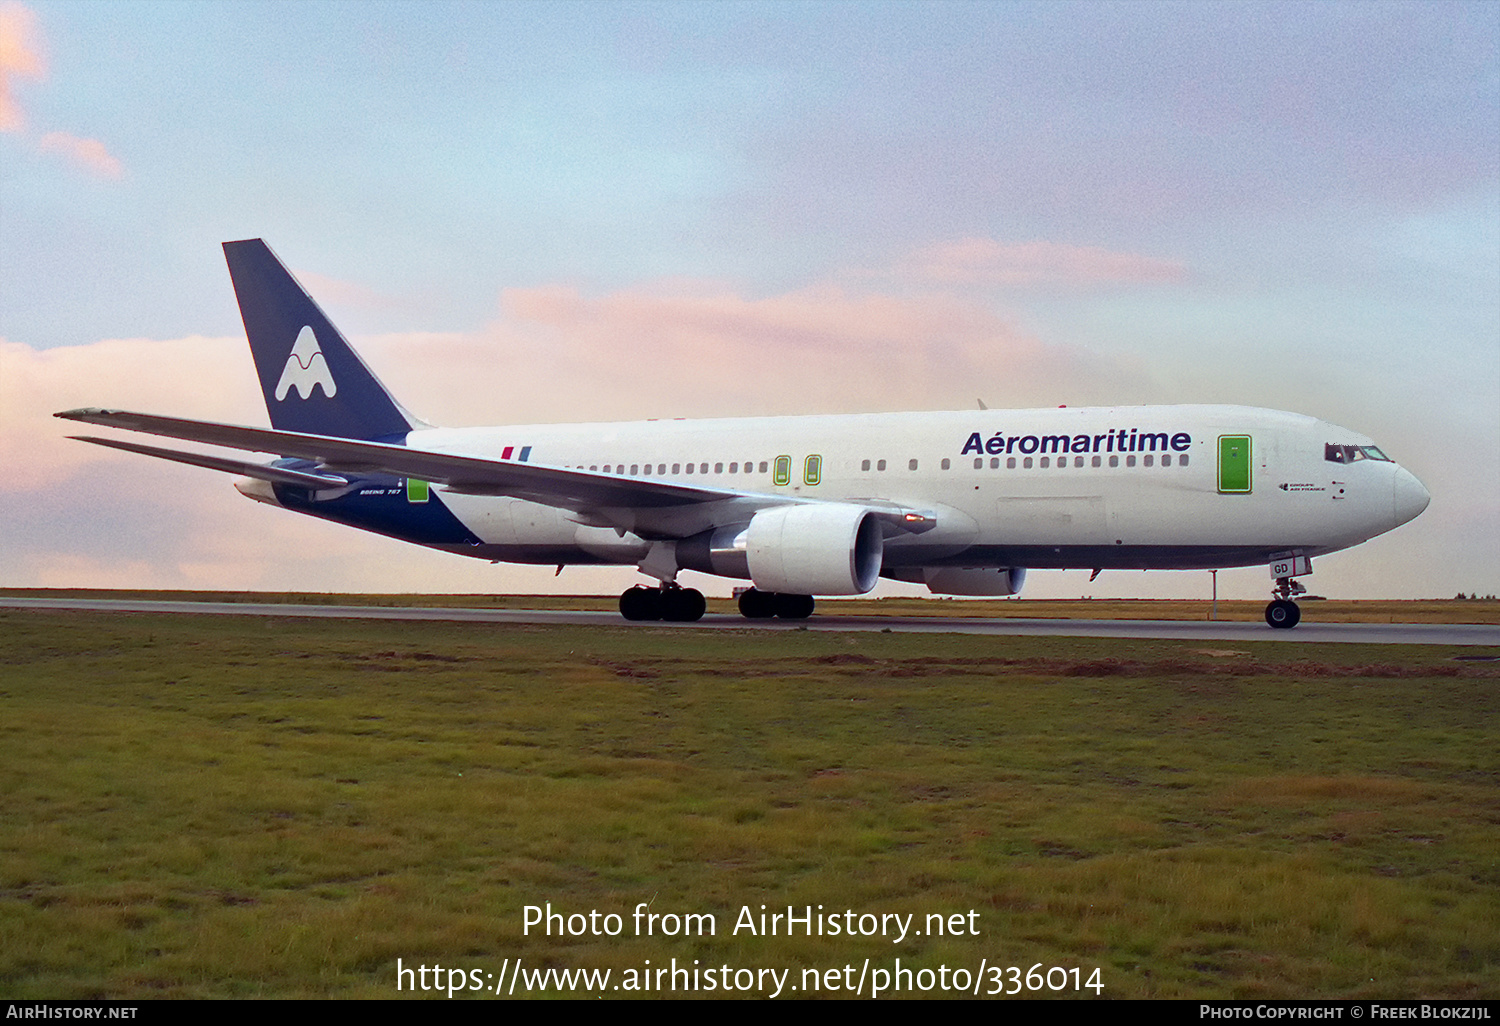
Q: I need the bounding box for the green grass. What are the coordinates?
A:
[1,610,1496,998]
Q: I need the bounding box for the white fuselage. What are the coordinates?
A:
[366,403,1427,576]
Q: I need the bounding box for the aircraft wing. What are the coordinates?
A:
[56,408,934,538]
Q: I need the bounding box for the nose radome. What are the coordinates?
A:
[1392,466,1430,528]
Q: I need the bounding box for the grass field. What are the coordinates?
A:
[1,608,1496,999]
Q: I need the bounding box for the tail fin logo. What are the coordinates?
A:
[275,326,338,401]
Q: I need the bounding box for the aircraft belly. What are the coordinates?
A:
[441,494,649,565]
[989,495,1111,545]
[441,493,574,547]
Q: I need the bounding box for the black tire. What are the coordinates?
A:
[774,593,815,620]
[620,586,662,621]
[1265,599,1301,629]
[738,588,777,619]
[662,587,706,622]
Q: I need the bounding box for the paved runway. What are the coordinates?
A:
[4,596,1498,646]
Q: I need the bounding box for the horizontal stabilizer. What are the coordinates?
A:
[69,435,350,488]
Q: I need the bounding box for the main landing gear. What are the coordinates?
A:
[736,588,814,620]
[1264,576,1307,629]
[619,583,706,622]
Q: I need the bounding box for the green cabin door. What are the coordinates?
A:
[1218,435,1252,494]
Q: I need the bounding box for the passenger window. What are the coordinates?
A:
[1143,455,1153,467]
[908,459,918,471]
[1091,455,1101,468]
[1127,455,1136,467]
[714,462,723,474]
[1109,455,1119,468]
[728,462,737,474]
[877,459,886,471]
[863,459,872,471]
[1023,457,1033,469]
[685,463,694,474]
[1007,457,1016,469]
[700,463,708,474]
[1162,455,1171,467]
[1040,457,1050,468]
[992,458,1001,469]
[672,463,680,474]
[630,464,639,475]
[590,465,598,471]
[1180,454,1189,466]
[758,461,768,473]
[941,458,951,470]
[1074,456,1084,468]
[973,458,982,469]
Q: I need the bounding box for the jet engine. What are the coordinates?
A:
[740,503,884,595]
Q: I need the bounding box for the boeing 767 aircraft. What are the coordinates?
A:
[58,240,1430,627]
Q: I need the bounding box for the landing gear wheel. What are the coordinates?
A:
[773,593,815,620]
[1265,599,1301,629]
[737,588,777,619]
[661,587,706,623]
[619,586,662,621]
[621,585,704,622]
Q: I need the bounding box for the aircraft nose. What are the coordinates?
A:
[1392,466,1430,528]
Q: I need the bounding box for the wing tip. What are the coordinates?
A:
[55,407,114,422]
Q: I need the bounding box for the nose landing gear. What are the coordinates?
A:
[1265,576,1306,629]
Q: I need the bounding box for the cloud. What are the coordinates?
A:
[0,1,43,132]
[895,238,1187,288]
[38,130,123,178]
[0,335,262,492]
[293,270,402,311]
[369,278,1142,428]
[0,4,124,177]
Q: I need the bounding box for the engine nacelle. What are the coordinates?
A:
[744,503,883,595]
[921,566,1027,596]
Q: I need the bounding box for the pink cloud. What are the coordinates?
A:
[0,336,262,491]
[0,1,44,133]
[293,270,402,310]
[0,6,124,176]
[38,130,123,178]
[393,280,1140,426]
[898,238,1187,287]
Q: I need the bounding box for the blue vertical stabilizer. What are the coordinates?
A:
[223,239,416,441]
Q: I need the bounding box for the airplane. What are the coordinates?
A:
[57,239,1431,629]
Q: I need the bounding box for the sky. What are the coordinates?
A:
[2,0,1497,601]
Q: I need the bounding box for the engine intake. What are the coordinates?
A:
[744,503,883,595]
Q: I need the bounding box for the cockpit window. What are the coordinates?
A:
[1325,443,1391,464]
